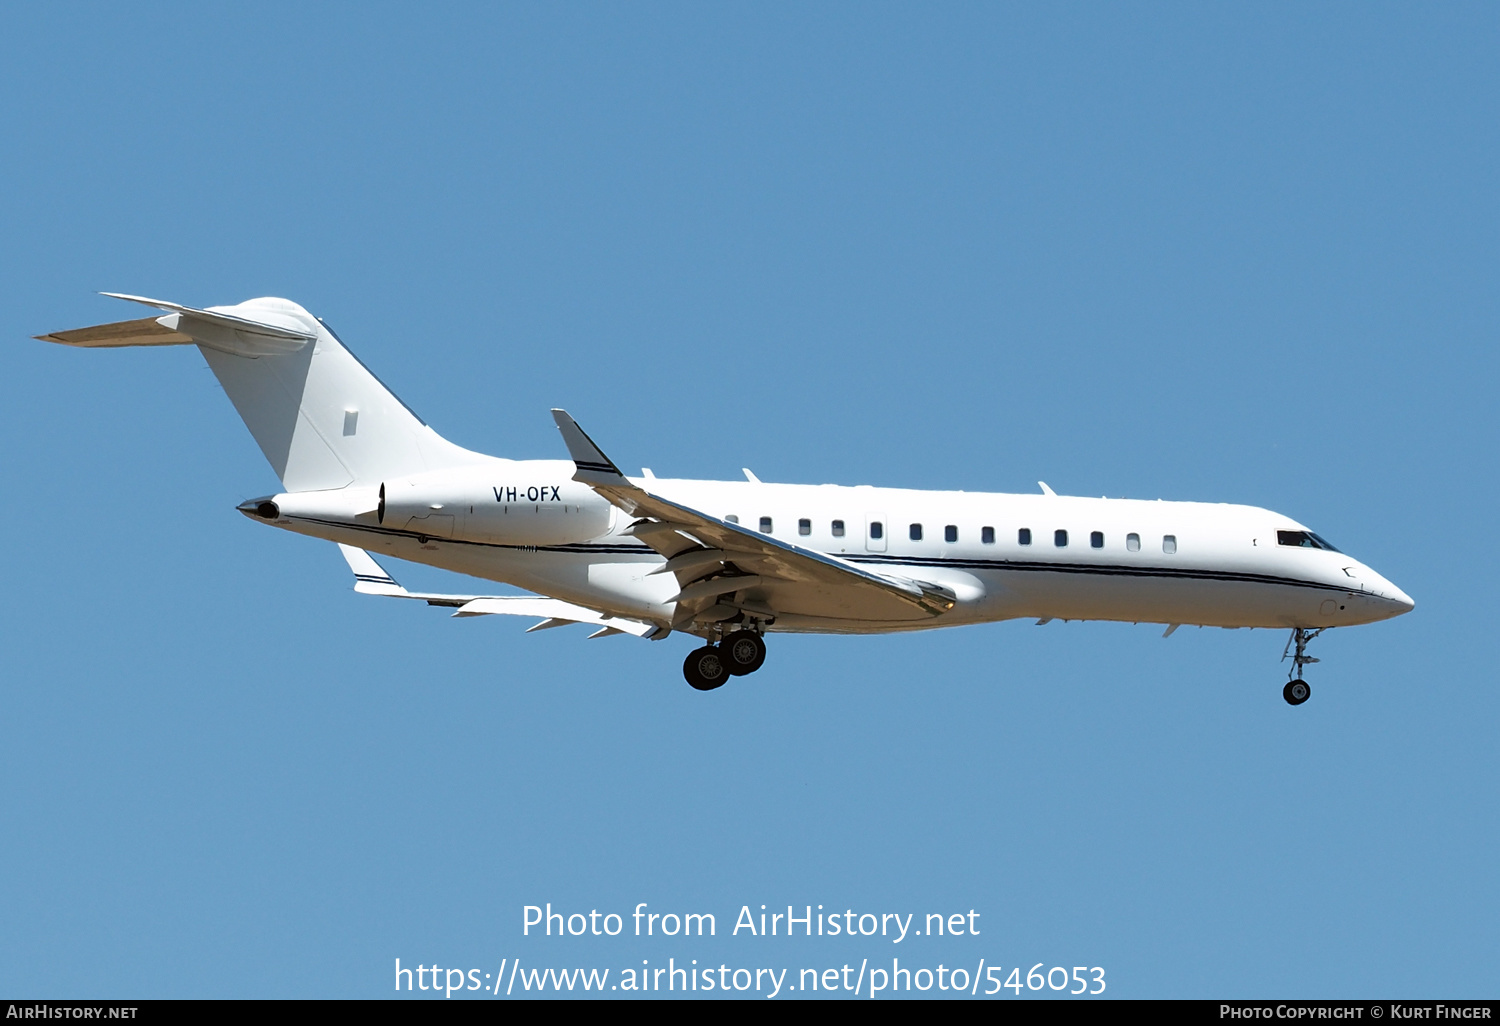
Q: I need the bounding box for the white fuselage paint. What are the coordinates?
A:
[258,462,1414,637]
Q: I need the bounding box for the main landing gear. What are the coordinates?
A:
[683,629,768,691]
[1281,627,1327,706]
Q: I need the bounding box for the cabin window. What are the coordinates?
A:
[831,520,845,537]
[870,521,884,540]
[1018,528,1032,545]
[945,525,958,543]
[1126,532,1140,552]
[725,515,739,524]
[759,516,773,534]
[909,523,923,541]
[1055,529,1068,547]
[981,526,995,544]
[798,518,811,536]
[1091,531,1104,548]
[1163,535,1177,554]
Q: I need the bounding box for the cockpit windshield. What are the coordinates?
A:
[1277,530,1341,553]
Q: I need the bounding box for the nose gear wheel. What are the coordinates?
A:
[1280,628,1327,706]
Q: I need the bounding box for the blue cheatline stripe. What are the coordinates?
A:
[842,553,1346,593]
[295,516,1343,594]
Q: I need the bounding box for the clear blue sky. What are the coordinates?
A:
[2,2,1495,999]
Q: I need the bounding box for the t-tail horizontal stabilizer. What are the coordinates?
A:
[335,544,669,639]
[36,293,316,357]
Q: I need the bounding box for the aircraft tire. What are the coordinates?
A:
[722,631,767,676]
[1283,679,1311,706]
[684,646,729,691]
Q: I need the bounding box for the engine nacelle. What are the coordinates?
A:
[378,462,611,546]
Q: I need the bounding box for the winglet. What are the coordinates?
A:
[338,543,408,596]
[1038,481,1057,496]
[551,409,630,486]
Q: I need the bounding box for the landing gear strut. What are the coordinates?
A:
[683,627,768,690]
[1281,627,1326,706]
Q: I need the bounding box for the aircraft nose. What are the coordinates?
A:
[1386,582,1415,614]
[1361,567,1414,616]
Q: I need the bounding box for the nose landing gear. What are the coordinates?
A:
[683,627,768,691]
[1281,627,1327,706]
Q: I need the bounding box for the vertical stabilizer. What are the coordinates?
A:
[198,298,486,489]
[38,295,486,490]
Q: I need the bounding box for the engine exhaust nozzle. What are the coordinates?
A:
[237,497,281,520]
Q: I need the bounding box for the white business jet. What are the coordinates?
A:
[38,295,1413,703]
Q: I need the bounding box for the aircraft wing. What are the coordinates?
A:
[336,544,667,639]
[550,410,957,628]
